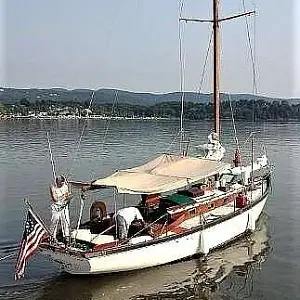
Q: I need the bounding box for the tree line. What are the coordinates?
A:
[0,98,300,121]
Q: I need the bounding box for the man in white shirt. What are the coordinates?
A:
[115,207,144,240]
[49,175,71,242]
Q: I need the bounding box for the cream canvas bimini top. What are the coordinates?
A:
[92,154,230,194]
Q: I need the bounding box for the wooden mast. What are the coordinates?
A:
[179,1,255,141]
[213,0,220,139]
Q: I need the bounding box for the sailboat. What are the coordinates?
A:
[36,1,271,275]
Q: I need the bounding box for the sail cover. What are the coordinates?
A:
[92,154,230,194]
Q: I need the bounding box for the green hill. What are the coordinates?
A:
[1,87,299,106]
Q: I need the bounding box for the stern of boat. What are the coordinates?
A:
[39,244,92,274]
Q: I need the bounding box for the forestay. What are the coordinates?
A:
[92,154,230,194]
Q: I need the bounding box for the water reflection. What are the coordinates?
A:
[34,213,269,300]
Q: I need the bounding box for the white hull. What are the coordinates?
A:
[40,193,268,275]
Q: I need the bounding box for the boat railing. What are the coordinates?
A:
[89,224,116,244]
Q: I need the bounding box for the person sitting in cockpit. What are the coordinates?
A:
[115,207,144,240]
[89,201,111,234]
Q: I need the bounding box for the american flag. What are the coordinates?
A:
[15,209,48,280]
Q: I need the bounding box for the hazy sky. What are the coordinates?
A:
[1,0,297,98]
[295,0,300,97]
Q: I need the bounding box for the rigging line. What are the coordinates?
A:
[242,0,257,133]
[114,188,118,246]
[118,213,168,247]
[250,0,261,137]
[228,94,240,151]
[74,191,85,243]
[242,131,256,146]
[90,224,115,243]
[197,29,213,95]
[252,0,257,95]
[89,90,118,181]
[178,0,186,154]
[67,90,95,177]
[102,90,119,150]
[242,0,257,95]
[87,90,95,111]
[67,1,120,177]
[228,95,246,182]
[165,130,181,153]
[46,132,57,182]
[178,0,185,96]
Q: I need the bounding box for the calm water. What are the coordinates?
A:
[0,119,300,300]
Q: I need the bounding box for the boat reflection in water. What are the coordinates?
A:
[37,213,270,300]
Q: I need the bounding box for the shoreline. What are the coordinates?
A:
[0,115,297,122]
[0,115,171,121]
